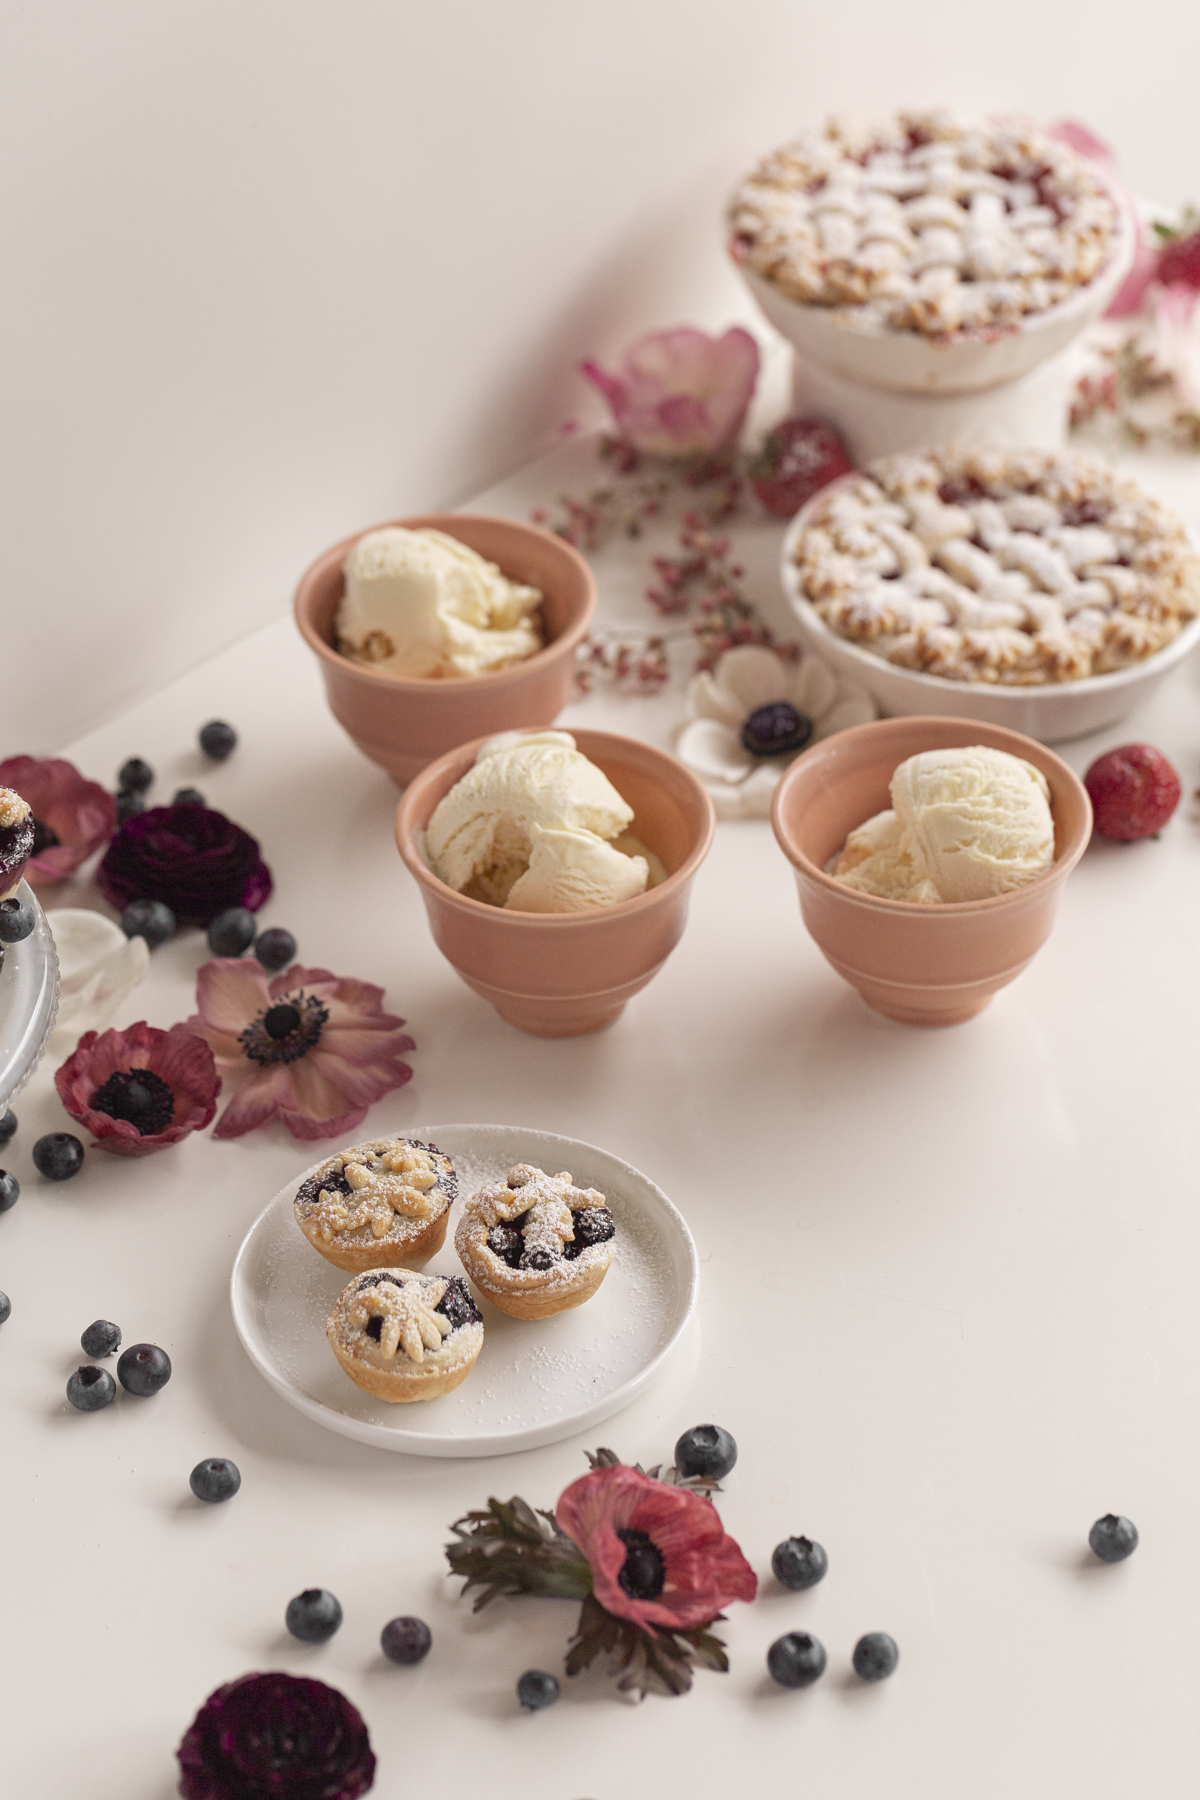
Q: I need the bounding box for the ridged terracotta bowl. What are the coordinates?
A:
[295,514,596,785]
[395,730,715,1036]
[771,716,1092,1027]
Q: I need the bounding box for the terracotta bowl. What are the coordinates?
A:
[295,514,597,785]
[395,730,716,1037]
[771,716,1092,1027]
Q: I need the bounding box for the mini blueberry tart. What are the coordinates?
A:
[455,1162,617,1321]
[294,1136,455,1273]
[0,789,34,899]
[326,1268,483,1403]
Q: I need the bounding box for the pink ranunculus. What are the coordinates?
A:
[54,1021,220,1157]
[0,755,115,885]
[580,326,760,460]
[187,958,416,1141]
[555,1462,757,1633]
[1047,119,1159,319]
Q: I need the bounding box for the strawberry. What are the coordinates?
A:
[1156,228,1200,291]
[1084,743,1182,841]
[748,417,853,519]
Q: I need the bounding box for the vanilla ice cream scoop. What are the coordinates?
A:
[424,734,651,911]
[336,527,543,679]
[832,745,1055,903]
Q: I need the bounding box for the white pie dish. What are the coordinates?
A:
[780,485,1200,744]
[230,1121,698,1458]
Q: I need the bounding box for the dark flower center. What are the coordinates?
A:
[617,1527,666,1601]
[740,702,813,758]
[239,991,329,1066]
[30,817,60,855]
[89,1067,175,1135]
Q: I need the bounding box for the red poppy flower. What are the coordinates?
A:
[556,1463,757,1632]
[55,1021,220,1157]
[0,754,115,885]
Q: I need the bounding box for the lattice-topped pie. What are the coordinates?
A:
[791,447,1200,686]
[455,1162,617,1320]
[294,1136,456,1273]
[730,110,1120,340]
[326,1267,483,1402]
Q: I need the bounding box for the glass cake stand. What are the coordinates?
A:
[0,883,60,1109]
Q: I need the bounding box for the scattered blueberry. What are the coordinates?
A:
[116,1342,171,1396]
[381,1616,432,1665]
[80,1320,121,1359]
[255,928,297,973]
[740,701,813,758]
[516,1669,559,1710]
[190,1458,242,1503]
[121,898,175,948]
[852,1632,899,1682]
[67,1365,117,1412]
[32,1134,84,1181]
[1089,1514,1138,1563]
[286,1588,343,1643]
[118,757,154,794]
[767,1631,827,1689]
[173,787,206,807]
[0,898,35,945]
[0,1292,10,1323]
[674,1423,738,1481]
[116,790,146,824]
[0,1110,15,1146]
[771,1536,828,1591]
[207,907,257,957]
[0,1170,19,1212]
[199,721,238,761]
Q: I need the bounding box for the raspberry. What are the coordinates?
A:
[1156,229,1200,291]
[1084,743,1181,840]
[748,417,853,519]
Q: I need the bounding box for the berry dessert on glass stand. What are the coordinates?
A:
[0,789,59,1108]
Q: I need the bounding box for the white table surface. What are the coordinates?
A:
[4,437,1200,1799]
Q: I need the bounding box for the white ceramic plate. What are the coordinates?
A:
[230,1123,698,1458]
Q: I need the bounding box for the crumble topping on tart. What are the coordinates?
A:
[0,790,31,832]
[295,1138,454,1247]
[791,446,1200,686]
[730,109,1120,340]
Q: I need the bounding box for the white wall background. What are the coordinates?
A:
[3,0,1197,754]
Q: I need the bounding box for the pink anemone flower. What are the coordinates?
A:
[0,755,115,885]
[556,1462,757,1632]
[580,326,760,460]
[187,959,416,1142]
[55,1021,220,1157]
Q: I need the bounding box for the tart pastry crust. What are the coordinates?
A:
[455,1162,617,1321]
[326,1268,483,1403]
[294,1136,455,1273]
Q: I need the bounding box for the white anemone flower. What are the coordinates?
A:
[47,909,149,1047]
[675,644,876,818]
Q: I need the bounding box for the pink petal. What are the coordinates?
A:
[319,1022,416,1067]
[183,1017,246,1068]
[305,1046,413,1109]
[212,1065,295,1139]
[195,958,273,1034]
[581,327,759,458]
[1046,118,1114,167]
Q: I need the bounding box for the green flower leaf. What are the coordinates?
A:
[445,1496,592,1609]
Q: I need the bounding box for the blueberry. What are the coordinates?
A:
[0,1292,10,1323]
[0,1170,19,1212]
[32,1134,84,1181]
[516,1669,559,1710]
[285,1588,343,1643]
[116,1342,171,1396]
[1089,1514,1138,1563]
[190,1457,242,1503]
[116,790,145,824]
[0,899,35,945]
[674,1423,737,1481]
[118,757,154,794]
[199,721,237,761]
[381,1616,432,1665]
[67,1365,117,1411]
[80,1320,121,1359]
[771,1536,828,1591]
[255,928,297,973]
[172,787,206,807]
[121,899,175,948]
[207,907,257,957]
[852,1632,899,1682]
[767,1631,826,1689]
[0,1110,15,1146]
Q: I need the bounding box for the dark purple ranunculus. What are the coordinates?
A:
[96,804,272,928]
[177,1671,376,1800]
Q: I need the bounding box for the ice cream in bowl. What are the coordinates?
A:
[395,729,715,1036]
[295,515,596,784]
[771,716,1091,1025]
